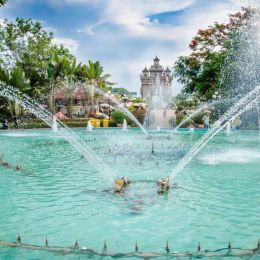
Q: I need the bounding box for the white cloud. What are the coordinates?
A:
[52,37,79,54]
[0,0,245,94]
[77,0,240,94]
[79,0,196,38]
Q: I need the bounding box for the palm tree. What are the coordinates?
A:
[84,60,114,89]
[0,66,30,117]
[47,50,83,115]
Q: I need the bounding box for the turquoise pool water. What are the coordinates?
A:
[0,128,259,259]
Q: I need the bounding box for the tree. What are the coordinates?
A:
[83,60,114,89]
[112,87,130,96]
[0,17,114,119]
[0,0,7,7]
[173,7,255,99]
[111,110,125,124]
[0,18,53,96]
[0,66,30,117]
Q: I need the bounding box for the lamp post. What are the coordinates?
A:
[108,91,111,120]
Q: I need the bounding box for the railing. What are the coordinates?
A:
[0,236,259,259]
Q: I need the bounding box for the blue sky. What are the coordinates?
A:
[0,0,244,94]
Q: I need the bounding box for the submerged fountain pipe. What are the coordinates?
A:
[170,85,260,181]
[0,83,116,185]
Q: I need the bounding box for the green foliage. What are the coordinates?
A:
[0,18,112,96]
[112,87,130,96]
[132,97,144,103]
[173,7,254,99]
[0,67,30,92]
[111,110,126,124]
[192,113,204,125]
[82,60,114,89]
[0,17,113,119]
[175,114,186,126]
[0,0,7,7]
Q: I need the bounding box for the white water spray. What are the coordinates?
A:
[122,119,127,131]
[82,84,149,137]
[52,117,58,132]
[170,85,260,182]
[86,120,93,131]
[226,121,231,133]
[0,83,116,185]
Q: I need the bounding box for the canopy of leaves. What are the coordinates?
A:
[111,110,125,124]
[173,7,255,100]
[0,18,113,98]
[112,87,130,96]
[0,0,7,7]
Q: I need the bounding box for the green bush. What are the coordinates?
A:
[192,113,204,125]
[111,110,126,124]
[17,122,49,129]
[175,114,190,128]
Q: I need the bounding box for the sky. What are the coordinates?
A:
[0,0,245,95]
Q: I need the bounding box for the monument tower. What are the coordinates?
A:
[140,56,172,108]
[140,57,175,128]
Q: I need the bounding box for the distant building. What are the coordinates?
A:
[140,57,173,108]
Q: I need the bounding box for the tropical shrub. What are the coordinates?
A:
[111,110,125,124]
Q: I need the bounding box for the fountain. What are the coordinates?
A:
[226,121,231,133]
[86,120,93,131]
[170,85,260,181]
[144,75,176,129]
[156,125,161,131]
[52,116,58,132]
[0,5,259,258]
[173,98,232,132]
[122,119,127,131]
[78,83,149,137]
[0,83,116,184]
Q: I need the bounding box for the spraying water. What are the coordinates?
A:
[52,117,58,132]
[0,83,117,185]
[226,121,231,133]
[93,86,149,136]
[174,105,207,132]
[65,82,149,137]
[170,85,260,181]
[173,98,231,132]
[86,120,93,131]
[122,119,127,131]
